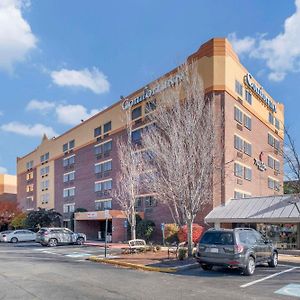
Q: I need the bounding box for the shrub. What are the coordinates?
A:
[178,248,187,260]
[164,223,179,243]
[136,220,155,242]
[10,212,27,229]
[177,224,204,244]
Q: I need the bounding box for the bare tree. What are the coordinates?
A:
[142,62,219,256]
[283,127,300,193]
[113,111,144,240]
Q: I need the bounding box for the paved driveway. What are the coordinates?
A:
[0,242,299,299]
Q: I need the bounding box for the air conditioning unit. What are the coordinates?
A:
[237,179,243,185]
[96,154,102,160]
[97,137,102,142]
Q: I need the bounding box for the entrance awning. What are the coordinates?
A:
[205,194,300,224]
[75,210,126,221]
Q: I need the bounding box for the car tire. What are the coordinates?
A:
[243,256,255,276]
[201,264,213,271]
[11,237,18,243]
[268,252,278,268]
[76,237,84,245]
[48,238,58,247]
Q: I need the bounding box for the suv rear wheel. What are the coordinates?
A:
[48,238,58,247]
[201,264,213,271]
[268,252,278,268]
[243,256,255,276]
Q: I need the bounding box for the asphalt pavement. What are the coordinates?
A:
[0,242,299,299]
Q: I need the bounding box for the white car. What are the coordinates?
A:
[0,230,36,243]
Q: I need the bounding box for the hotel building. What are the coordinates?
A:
[17,38,284,241]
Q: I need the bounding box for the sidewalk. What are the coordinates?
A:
[279,254,300,265]
[85,240,127,249]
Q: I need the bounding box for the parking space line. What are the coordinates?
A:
[240,267,300,288]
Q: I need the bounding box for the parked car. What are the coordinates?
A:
[195,228,278,276]
[0,229,36,243]
[36,228,86,247]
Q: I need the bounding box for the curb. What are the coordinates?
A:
[87,256,199,273]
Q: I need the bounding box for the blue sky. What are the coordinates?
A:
[0,0,299,174]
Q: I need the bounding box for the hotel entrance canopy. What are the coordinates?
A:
[75,210,126,221]
[205,195,300,224]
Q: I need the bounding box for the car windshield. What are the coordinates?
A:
[200,231,234,245]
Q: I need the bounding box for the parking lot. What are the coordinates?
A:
[0,242,299,299]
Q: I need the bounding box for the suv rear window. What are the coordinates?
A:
[200,231,234,245]
[38,229,48,234]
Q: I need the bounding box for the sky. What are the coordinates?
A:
[0,0,299,175]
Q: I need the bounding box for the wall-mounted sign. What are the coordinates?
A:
[122,72,185,110]
[254,152,267,171]
[87,212,97,219]
[244,73,277,113]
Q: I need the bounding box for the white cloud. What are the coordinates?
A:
[1,122,57,137]
[26,99,56,114]
[51,67,110,94]
[229,0,300,81]
[228,33,255,56]
[55,104,101,126]
[0,166,8,173]
[0,0,37,72]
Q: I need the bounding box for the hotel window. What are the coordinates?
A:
[234,107,243,124]
[40,152,49,163]
[103,121,112,133]
[245,91,252,105]
[63,187,75,198]
[132,129,142,144]
[94,126,101,137]
[26,172,34,181]
[63,203,75,213]
[94,140,112,156]
[275,118,280,130]
[26,160,34,170]
[95,199,112,211]
[268,177,280,191]
[95,179,112,192]
[234,135,243,151]
[268,156,280,172]
[269,112,274,125]
[26,184,34,193]
[234,163,243,178]
[40,166,49,176]
[235,80,243,96]
[135,197,143,208]
[41,193,49,204]
[244,167,252,181]
[63,155,75,167]
[244,141,252,156]
[145,100,157,114]
[131,106,142,120]
[95,160,112,174]
[234,191,251,199]
[26,196,34,209]
[145,196,157,207]
[63,140,75,153]
[41,180,49,190]
[244,115,252,130]
[268,133,280,151]
[63,171,75,183]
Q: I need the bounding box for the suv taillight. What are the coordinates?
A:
[234,244,244,254]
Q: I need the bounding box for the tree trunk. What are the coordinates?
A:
[187,219,193,257]
[131,208,136,240]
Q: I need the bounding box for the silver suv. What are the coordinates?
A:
[36,228,86,247]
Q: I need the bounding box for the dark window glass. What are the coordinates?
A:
[234,135,243,151]
[235,80,243,96]
[131,106,142,120]
[94,127,101,137]
[244,141,252,156]
[200,232,234,245]
[244,115,252,130]
[145,100,157,114]
[103,121,111,133]
[63,143,68,152]
[132,129,141,143]
[269,112,274,125]
[69,140,75,149]
[245,91,252,105]
[234,107,243,124]
[103,141,112,152]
